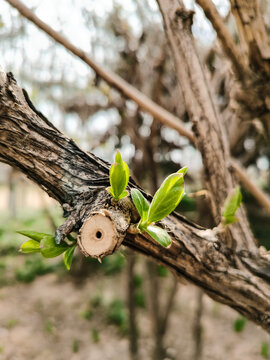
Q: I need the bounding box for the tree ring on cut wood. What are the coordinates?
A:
[78,210,119,260]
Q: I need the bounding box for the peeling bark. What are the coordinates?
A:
[1,68,270,332]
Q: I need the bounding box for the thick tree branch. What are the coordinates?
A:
[230,0,270,71]
[1,68,270,332]
[5,0,270,219]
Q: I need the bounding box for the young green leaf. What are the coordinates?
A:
[145,225,172,248]
[40,236,69,258]
[147,173,184,224]
[131,189,149,223]
[117,190,129,200]
[177,166,188,176]
[107,150,129,201]
[17,230,52,242]
[67,234,77,243]
[20,239,41,253]
[63,244,76,270]
[222,186,242,225]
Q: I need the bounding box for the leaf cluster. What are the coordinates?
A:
[131,167,187,248]
[18,230,76,270]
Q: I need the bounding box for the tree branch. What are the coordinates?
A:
[1,67,270,332]
[195,0,248,80]
[231,159,270,215]
[230,0,270,71]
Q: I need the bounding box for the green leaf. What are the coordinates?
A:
[131,189,149,222]
[233,316,246,333]
[147,173,185,224]
[145,225,172,248]
[20,239,41,253]
[118,190,129,200]
[222,187,242,225]
[17,230,52,242]
[63,245,76,270]
[67,234,77,243]
[108,151,129,201]
[177,166,188,176]
[40,236,69,258]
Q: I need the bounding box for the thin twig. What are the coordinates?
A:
[192,289,204,360]
[127,249,139,360]
[159,277,178,336]
[195,0,248,79]
[231,159,270,216]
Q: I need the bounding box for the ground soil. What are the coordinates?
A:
[0,268,268,360]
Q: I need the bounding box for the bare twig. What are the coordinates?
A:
[159,277,178,336]
[127,249,139,360]
[195,0,248,79]
[231,160,270,216]
[192,289,204,360]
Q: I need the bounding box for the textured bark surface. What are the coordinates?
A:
[196,0,270,142]
[157,0,255,252]
[1,68,270,332]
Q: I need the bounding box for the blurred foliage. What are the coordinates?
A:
[106,299,128,335]
[6,318,18,329]
[44,319,54,334]
[135,291,146,308]
[72,339,80,353]
[157,265,168,277]
[15,256,58,283]
[261,342,269,358]
[102,253,126,275]
[233,316,247,333]
[92,329,100,343]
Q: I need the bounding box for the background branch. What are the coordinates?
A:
[195,0,248,79]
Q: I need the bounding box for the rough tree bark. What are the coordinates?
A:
[1,67,270,332]
[196,0,270,142]
[157,0,255,252]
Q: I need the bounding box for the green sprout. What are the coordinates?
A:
[107,150,129,201]
[18,152,187,265]
[131,166,187,248]
[222,186,242,225]
[18,230,76,270]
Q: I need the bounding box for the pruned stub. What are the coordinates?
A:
[78,209,127,261]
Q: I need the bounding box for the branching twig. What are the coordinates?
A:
[195,0,248,80]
